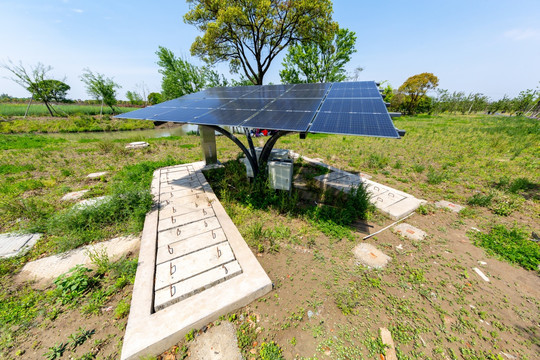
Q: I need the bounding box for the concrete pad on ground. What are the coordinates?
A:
[61,190,89,201]
[186,322,242,360]
[17,235,140,287]
[86,171,108,179]
[121,163,271,360]
[435,200,464,213]
[352,243,391,269]
[393,223,427,241]
[126,141,149,149]
[0,233,41,258]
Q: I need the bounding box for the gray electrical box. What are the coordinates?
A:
[199,126,218,166]
[268,160,294,191]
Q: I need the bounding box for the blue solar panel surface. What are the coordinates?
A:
[115,81,399,138]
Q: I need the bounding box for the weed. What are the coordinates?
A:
[472,225,540,271]
[237,321,258,355]
[427,167,447,184]
[367,153,389,169]
[467,193,493,207]
[185,329,196,342]
[43,343,67,360]
[53,265,95,304]
[260,341,285,360]
[114,299,130,319]
[68,327,95,350]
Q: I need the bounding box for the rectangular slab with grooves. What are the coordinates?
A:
[121,162,272,360]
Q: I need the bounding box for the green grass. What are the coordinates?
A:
[472,225,540,271]
[0,115,154,133]
[0,103,136,117]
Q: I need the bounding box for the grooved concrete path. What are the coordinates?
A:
[121,162,272,360]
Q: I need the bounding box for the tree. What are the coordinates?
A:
[280,27,357,84]
[398,73,439,115]
[126,90,144,105]
[147,92,163,105]
[183,0,337,85]
[156,46,227,100]
[80,69,121,115]
[2,61,69,116]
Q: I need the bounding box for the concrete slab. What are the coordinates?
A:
[435,200,464,213]
[76,196,110,209]
[0,233,41,258]
[126,141,149,149]
[86,171,108,179]
[393,223,427,241]
[186,321,242,360]
[121,163,272,360]
[352,243,391,269]
[17,235,140,287]
[61,190,89,201]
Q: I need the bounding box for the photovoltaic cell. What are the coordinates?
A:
[281,89,328,98]
[219,98,274,110]
[242,110,315,132]
[326,87,381,98]
[152,108,214,122]
[265,98,321,112]
[309,112,399,138]
[319,98,388,114]
[292,83,331,90]
[331,81,377,90]
[194,109,257,126]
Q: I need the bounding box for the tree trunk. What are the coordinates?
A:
[24,96,33,118]
[100,99,104,117]
[43,100,55,117]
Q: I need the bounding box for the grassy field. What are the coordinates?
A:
[0,103,136,117]
[0,114,538,359]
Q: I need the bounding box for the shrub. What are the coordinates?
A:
[53,266,95,304]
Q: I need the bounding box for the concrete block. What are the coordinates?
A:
[352,243,391,269]
[126,141,149,149]
[154,260,242,311]
[435,200,464,213]
[17,235,139,286]
[155,242,235,290]
[158,217,222,247]
[0,233,41,258]
[380,328,398,360]
[156,228,227,265]
[86,171,108,179]
[158,208,215,232]
[186,321,242,360]
[393,223,427,241]
[61,190,89,201]
[383,197,427,220]
[76,196,110,209]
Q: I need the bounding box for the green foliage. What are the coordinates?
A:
[236,322,258,354]
[467,193,493,207]
[114,299,130,319]
[43,342,67,360]
[80,68,121,114]
[125,90,143,105]
[472,225,540,271]
[0,163,35,174]
[53,265,95,304]
[184,0,337,84]
[156,46,226,101]
[68,328,95,350]
[280,27,357,84]
[147,92,163,105]
[259,341,285,360]
[397,72,439,115]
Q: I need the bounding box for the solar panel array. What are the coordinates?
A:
[116,81,400,138]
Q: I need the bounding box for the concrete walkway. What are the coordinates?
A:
[121,162,271,360]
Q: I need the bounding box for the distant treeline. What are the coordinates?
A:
[387,87,540,117]
[0,94,142,108]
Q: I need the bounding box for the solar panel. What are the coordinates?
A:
[194,109,257,126]
[319,98,388,114]
[220,98,274,111]
[309,112,399,138]
[242,110,315,132]
[115,81,400,138]
[265,98,321,112]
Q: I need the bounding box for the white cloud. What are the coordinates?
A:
[72,8,83,14]
[504,28,540,41]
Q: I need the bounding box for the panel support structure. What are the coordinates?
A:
[199,125,218,166]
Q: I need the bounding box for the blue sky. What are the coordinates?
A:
[0,0,539,100]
